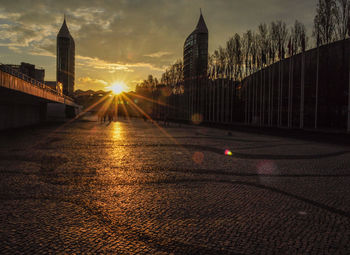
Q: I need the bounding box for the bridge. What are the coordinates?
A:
[0,65,80,130]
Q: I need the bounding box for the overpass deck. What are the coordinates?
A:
[0,65,76,107]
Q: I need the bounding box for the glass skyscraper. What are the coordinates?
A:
[183,11,208,82]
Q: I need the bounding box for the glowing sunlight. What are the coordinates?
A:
[109,81,127,95]
[112,121,124,140]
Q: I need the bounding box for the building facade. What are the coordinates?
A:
[57,16,75,96]
[183,11,208,81]
[5,62,45,82]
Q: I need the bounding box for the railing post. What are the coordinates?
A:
[348,49,350,132]
[300,52,305,129]
[315,46,319,129]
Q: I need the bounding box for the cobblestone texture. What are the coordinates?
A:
[0,119,349,254]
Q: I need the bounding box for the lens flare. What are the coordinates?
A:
[191,113,203,125]
[225,149,233,156]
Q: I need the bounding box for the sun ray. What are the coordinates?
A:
[125,92,171,108]
[121,93,185,147]
[114,94,119,121]
[119,95,131,122]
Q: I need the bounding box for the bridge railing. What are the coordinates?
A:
[0,64,73,102]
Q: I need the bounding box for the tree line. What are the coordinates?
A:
[135,60,183,94]
[135,0,350,93]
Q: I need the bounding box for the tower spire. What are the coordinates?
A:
[195,9,208,33]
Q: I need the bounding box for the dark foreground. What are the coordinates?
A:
[0,119,349,254]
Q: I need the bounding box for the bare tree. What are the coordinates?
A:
[250,33,259,72]
[313,0,338,45]
[208,54,215,78]
[291,20,308,54]
[242,30,253,77]
[226,34,242,80]
[269,22,279,64]
[212,47,226,78]
[160,59,184,89]
[212,50,220,79]
[226,38,235,79]
[234,34,243,80]
[336,0,350,40]
[258,23,269,68]
[273,21,288,60]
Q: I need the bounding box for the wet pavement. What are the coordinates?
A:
[0,119,349,254]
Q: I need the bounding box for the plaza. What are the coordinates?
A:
[0,119,349,254]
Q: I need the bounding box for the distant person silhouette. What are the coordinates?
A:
[98,112,103,123]
[164,113,169,127]
[108,110,113,123]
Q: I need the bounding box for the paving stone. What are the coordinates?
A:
[0,119,349,254]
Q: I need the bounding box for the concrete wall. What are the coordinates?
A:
[47,103,66,121]
[0,93,80,130]
[0,102,46,130]
[46,103,79,121]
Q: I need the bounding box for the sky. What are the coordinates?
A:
[0,0,317,91]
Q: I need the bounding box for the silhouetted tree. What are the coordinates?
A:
[291,20,308,54]
[273,21,288,60]
[336,0,350,40]
[269,22,279,63]
[258,23,269,68]
[161,59,183,90]
[314,0,338,45]
[212,47,226,78]
[242,30,254,76]
[226,34,242,80]
[250,33,259,72]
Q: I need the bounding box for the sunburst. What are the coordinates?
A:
[109,81,126,94]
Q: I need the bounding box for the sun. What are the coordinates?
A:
[109,81,126,95]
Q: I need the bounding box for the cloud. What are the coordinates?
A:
[28,47,56,58]
[78,77,108,85]
[144,51,173,58]
[76,55,164,73]
[76,76,109,90]
[8,46,22,53]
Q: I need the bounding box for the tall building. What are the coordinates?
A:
[57,16,75,96]
[183,10,208,81]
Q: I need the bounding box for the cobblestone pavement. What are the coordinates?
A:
[0,119,349,254]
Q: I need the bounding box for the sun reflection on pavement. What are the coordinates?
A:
[112,121,124,141]
[103,121,141,185]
